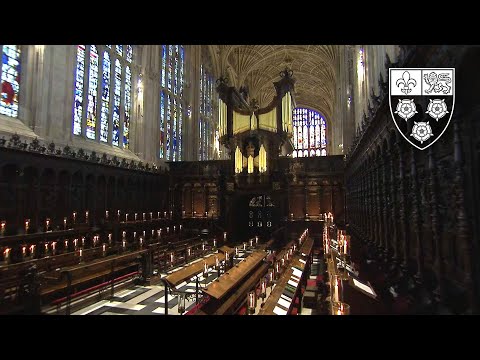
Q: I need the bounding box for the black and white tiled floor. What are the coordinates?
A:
[72,249,252,315]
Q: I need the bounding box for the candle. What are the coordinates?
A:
[22,246,26,256]
[30,244,35,255]
[73,212,76,223]
[235,247,238,255]
[248,292,255,310]
[85,210,89,222]
[150,212,153,220]
[202,243,205,251]
[143,230,145,237]
[125,213,128,222]
[135,213,138,221]
[213,239,216,247]
[103,244,106,255]
[250,239,253,247]
[64,217,67,229]
[167,227,169,234]
[64,240,68,249]
[261,279,266,295]
[45,218,50,231]
[243,243,246,250]
[106,210,109,220]
[215,256,219,268]
[117,210,121,220]
[170,253,174,263]
[1,221,5,236]
[187,248,191,256]
[157,229,161,237]
[143,212,145,221]
[133,231,137,239]
[164,211,167,218]
[334,279,340,302]
[224,232,227,241]
[25,219,30,233]
[344,237,348,254]
[205,211,208,217]
[225,251,229,261]
[174,226,176,233]
[255,236,258,244]
[123,240,126,249]
[52,242,56,253]
[203,262,207,274]
[44,243,49,252]
[74,238,78,248]
[79,249,83,259]
[158,211,160,218]
[151,230,154,236]
[108,233,112,243]
[81,237,85,247]
[180,225,182,231]
[122,231,126,239]
[4,247,11,261]
[275,262,280,274]
[140,237,143,246]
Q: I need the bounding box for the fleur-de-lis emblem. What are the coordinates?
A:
[396,71,417,94]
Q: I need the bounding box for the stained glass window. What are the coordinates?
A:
[1,45,21,118]
[292,107,327,157]
[199,52,214,161]
[159,45,184,161]
[73,45,133,148]
[86,45,98,140]
[112,59,121,146]
[124,65,131,148]
[73,45,85,135]
[100,51,110,143]
[160,91,165,158]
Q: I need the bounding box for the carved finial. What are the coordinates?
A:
[280,67,293,78]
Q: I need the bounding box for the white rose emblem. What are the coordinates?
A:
[395,99,418,120]
[411,122,433,144]
[425,99,449,121]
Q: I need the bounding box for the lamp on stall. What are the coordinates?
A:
[103,243,107,256]
[330,274,343,303]
[3,247,11,263]
[1,220,6,236]
[260,278,267,306]
[45,218,50,232]
[247,291,256,315]
[213,238,216,248]
[224,232,227,242]
[331,301,350,315]
[106,210,109,220]
[85,210,89,223]
[269,268,275,288]
[143,212,146,221]
[64,217,67,230]
[135,213,138,221]
[73,211,77,224]
[25,219,30,234]
[255,236,258,246]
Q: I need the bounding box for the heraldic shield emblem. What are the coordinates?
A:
[389,68,455,150]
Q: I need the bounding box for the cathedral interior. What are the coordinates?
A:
[0,44,479,315]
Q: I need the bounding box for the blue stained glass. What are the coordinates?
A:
[161,45,166,88]
[73,45,85,135]
[126,45,133,63]
[292,107,327,156]
[160,91,165,158]
[112,59,121,146]
[100,51,110,142]
[86,45,98,140]
[1,45,21,118]
[124,65,131,148]
[116,45,123,56]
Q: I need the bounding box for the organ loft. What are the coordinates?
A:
[0,45,479,315]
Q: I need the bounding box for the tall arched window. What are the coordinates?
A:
[199,47,214,161]
[292,107,327,158]
[1,45,22,118]
[159,45,184,161]
[73,45,133,149]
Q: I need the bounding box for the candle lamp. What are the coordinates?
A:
[106,210,109,220]
[103,244,106,256]
[158,211,160,218]
[180,224,182,232]
[174,225,176,233]
[224,232,227,241]
[45,218,50,232]
[52,241,57,255]
[164,211,167,218]
[202,243,205,251]
[108,233,112,244]
[249,239,253,247]
[25,219,30,233]
[22,245,27,258]
[243,243,246,250]
[117,210,121,220]
[150,212,153,220]
[135,213,138,221]
[85,210,89,223]
[81,236,85,247]
[255,236,258,245]
[247,291,256,315]
[331,301,350,315]
[73,212,77,224]
[170,253,174,265]
[44,242,49,254]
[269,268,275,287]
[151,229,154,237]
[275,261,280,277]
[157,229,161,237]
[330,274,343,303]
[133,231,137,239]
[73,238,78,249]
[177,293,186,314]
[125,213,128,222]
[64,217,67,230]
[64,240,69,251]
[30,245,35,257]
[143,230,146,237]
[122,231,126,239]
[260,278,267,301]
[1,220,6,236]
[187,247,191,257]
[139,237,143,248]
[167,227,170,234]
[122,239,126,249]
[143,212,145,221]
[213,239,216,248]
[4,247,11,263]
[79,248,83,262]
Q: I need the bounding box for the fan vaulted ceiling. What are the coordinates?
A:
[208,45,339,120]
